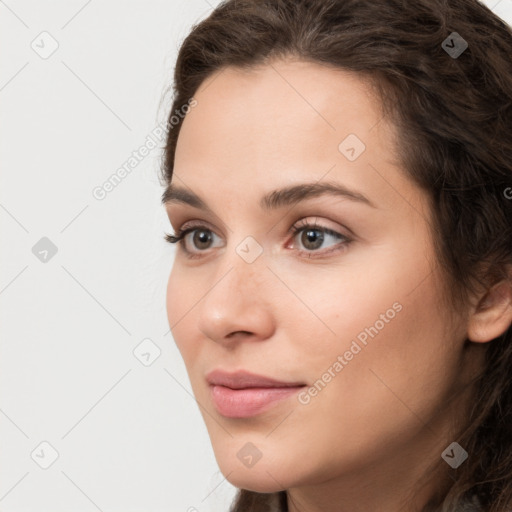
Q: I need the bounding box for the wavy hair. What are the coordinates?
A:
[160,0,512,510]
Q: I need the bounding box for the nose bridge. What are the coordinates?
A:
[196,235,272,343]
[210,235,267,302]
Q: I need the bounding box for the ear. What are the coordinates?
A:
[467,275,512,343]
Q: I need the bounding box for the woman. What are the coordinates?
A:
[160,0,512,510]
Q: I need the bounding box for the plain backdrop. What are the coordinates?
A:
[1,0,511,511]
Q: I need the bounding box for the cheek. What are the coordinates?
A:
[165,268,179,335]
[300,271,453,436]
[166,266,197,357]
[290,238,456,421]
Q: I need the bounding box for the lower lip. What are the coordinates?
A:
[210,385,305,418]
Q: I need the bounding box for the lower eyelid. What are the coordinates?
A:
[295,239,350,258]
[292,233,351,256]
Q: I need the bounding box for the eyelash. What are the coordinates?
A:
[164,219,352,260]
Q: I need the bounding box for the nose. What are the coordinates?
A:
[196,249,276,347]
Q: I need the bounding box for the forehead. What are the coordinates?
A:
[178,59,388,155]
[173,58,412,214]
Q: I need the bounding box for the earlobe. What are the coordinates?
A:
[467,277,512,343]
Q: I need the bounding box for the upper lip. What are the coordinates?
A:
[206,369,306,390]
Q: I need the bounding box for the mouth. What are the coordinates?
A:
[206,369,307,418]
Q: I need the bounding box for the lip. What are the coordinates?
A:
[206,369,306,389]
[206,369,306,418]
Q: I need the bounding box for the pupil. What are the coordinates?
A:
[302,229,323,250]
[194,230,211,248]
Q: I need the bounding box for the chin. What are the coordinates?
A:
[223,469,288,493]
[214,448,301,492]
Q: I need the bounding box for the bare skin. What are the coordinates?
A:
[164,58,512,512]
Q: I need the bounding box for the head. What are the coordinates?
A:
[160,1,512,510]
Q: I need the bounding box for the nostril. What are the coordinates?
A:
[227,330,253,337]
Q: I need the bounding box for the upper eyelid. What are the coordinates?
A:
[177,220,220,235]
[176,220,349,244]
[176,219,344,235]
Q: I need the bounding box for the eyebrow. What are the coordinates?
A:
[161,181,376,212]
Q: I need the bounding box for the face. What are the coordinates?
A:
[164,59,474,495]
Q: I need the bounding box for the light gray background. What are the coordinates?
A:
[1,1,511,511]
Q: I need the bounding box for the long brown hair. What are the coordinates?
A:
[160,1,512,510]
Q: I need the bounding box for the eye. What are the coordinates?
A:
[163,218,352,259]
[163,223,223,258]
[287,218,351,258]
